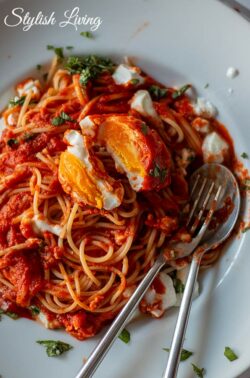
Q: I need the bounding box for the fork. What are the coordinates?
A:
[75,174,222,378]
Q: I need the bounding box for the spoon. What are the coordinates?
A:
[164,163,241,378]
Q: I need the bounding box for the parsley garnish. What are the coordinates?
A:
[80,31,94,39]
[224,347,238,361]
[29,305,40,316]
[163,348,193,361]
[141,123,148,135]
[172,84,191,99]
[7,138,19,148]
[37,340,72,357]
[51,112,76,126]
[148,85,167,99]
[173,278,185,294]
[65,55,114,86]
[149,164,168,182]
[118,328,130,344]
[204,83,209,89]
[9,96,25,107]
[242,178,250,191]
[192,363,205,377]
[47,45,54,50]
[36,64,42,70]
[241,152,249,159]
[130,79,140,85]
[66,46,74,50]
[242,226,250,233]
[0,309,19,319]
[47,45,64,60]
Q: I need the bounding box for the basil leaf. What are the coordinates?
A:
[118,328,130,344]
[7,138,19,148]
[0,309,19,319]
[163,348,193,361]
[192,363,205,377]
[9,96,26,107]
[80,31,94,39]
[37,340,72,357]
[241,152,249,159]
[173,278,185,294]
[29,306,40,316]
[130,79,140,85]
[36,64,42,70]
[172,84,191,99]
[149,164,168,182]
[148,85,167,100]
[66,46,74,50]
[224,346,238,361]
[51,112,75,126]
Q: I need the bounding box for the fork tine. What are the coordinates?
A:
[190,181,215,234]
[186,177,207,226]
[190,174,201,196]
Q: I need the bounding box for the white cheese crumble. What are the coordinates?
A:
[79,116,96,137]
[32,215,63,237]
[112,64,144,86]
[130,90,158,119]
[202,131,229,163]
[17,80,40,97]
[193,97,218,119]
[226,67,239,79]
[192,117,210,134]
[0,118,6,137]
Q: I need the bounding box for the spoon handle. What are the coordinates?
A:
[75,254,166,378]
[163,253,202,378]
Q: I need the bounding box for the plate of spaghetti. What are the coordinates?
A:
[0,0,250,378]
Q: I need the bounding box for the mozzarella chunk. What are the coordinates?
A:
[202,131,229,163]
[193,97,217,119]
[37,311,61,329]
[112,64,144,85]
[131,90,158,119]
[0,118,6,138]
[79,116,96,138]
[32,215,63,237]
[192,117,210,134]
[226,67,239,79]
[17,80,40,97]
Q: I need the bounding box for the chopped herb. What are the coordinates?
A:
[241,152,249,159]
[130,79,140,85]
[51,112,76,126]
[242,226,250,233]
[66,46,74,50]
[118,328,130,344]
[192,363,205,377]
[37,340,72,357]
[47,45,54,50]
[163,348,193,361]
[9,96,25,106]
[242,178,250,190]
[148,85,167,99]
[172,84,191,99]
[141,123,148,135]
[36,64,42,70]
[7,138,19,148]
[29,305,40,316]
[224,346,238,361]
[149,164,168,182]
[173,278,185,294]
[47,45,64,60]
[65,55,115,86]
[204,83,209,89]
[43,73,48,82]
[23,133,36,142]
[80,31,94,39]
[0,309,19,319]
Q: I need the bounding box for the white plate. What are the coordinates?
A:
[0,0,250,377]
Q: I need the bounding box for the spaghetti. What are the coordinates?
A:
[0,55,236,339]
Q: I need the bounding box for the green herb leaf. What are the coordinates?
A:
[0,309,19,319]
[204,83,209,89]
[7,138,19,148]
[141,123,148,135]
[242,226,250,233]
[47,45,54,50]
[172,84,191,99]
[23,133,36,142]
[47,45,64,60]
[224,346,238,361]
[65,55,115,86]
[80,31,94,39]
[149,164,168,182]
[241,152,249,159]
[173,278,185,294]
[51,112,76,126]
[37,340,72,357]
[118,328,130,344]
[66,46,74,50]
[36,64,42,70]
[242,178,250,191]
[29,305,40,316]
[192,363,205,377]
[148,85,167,99]
[163,348,193,361]
[9,96,26,107]
[130,79,140,85]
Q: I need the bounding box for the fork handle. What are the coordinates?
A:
[75,254,166,378]
[163,253,202,378]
